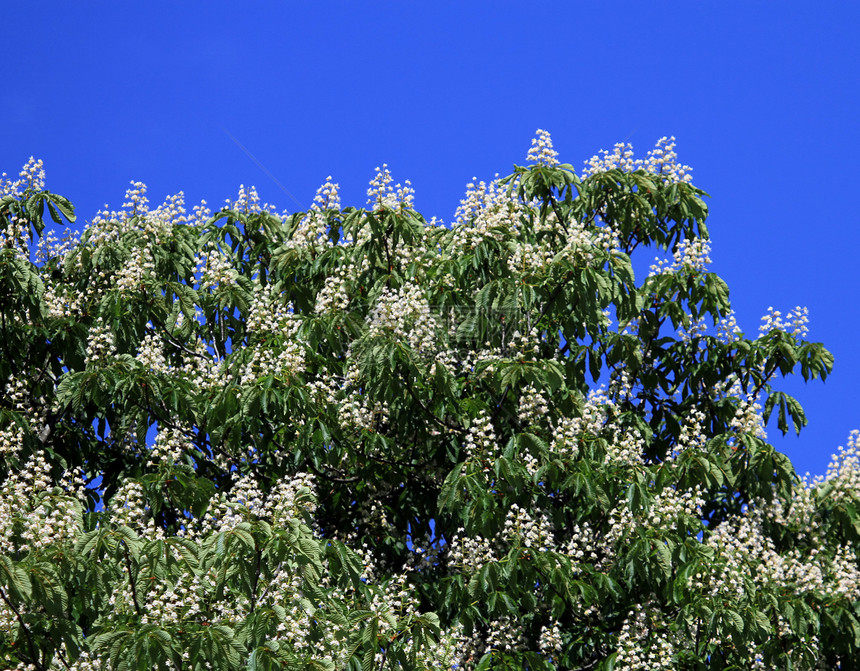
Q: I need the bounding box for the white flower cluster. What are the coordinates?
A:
[447,529,497,573]
[337,389,389,433]
[583,136,693,184]
[526,129,560,167]
[312,176,341,211]
[0,422,23,458]
[240,285,305,385]
[197,473,266,536]
[136,331,227,394]
[649,238,712,276]
[135,332,167,372]
[564,521,600,568]
[42,277,84,319]
[503,503,555,552]
[716,310,743,344]
[451,177,524,250]
[145,574,208,627]
[0,210,28,255]
[517,383,550,424]
[262,471,317,525]
[565,503,636,574]
[759,305,810,338]
[538,620,563,657]
[366,164,415,211]
[507,240,556,275]
[729,391,768,441]
[464,410,499,465]
[549,416,580,461]
[367,283,439,356]
[227,184,272,214]
[122,180,150,215]
[615,607,676,671]
[34,226,79,265]
[108,480,148,531]
[147,425,193,466]
[646,486,704,533]
[0,451,83,554]
[285,176,342,253]
[314,267,351,315]
[246,283,295,335]
[483,614,526,656]
[821,430,860,505]
[195,245,237,291]
[85,318,117,366]
[115,243,155,293]
[606,427,646,468]
[555,215,621,266]
[336,364,389,433]
[2,375,48,444]
[0,156,45,198]
[580,387,611,433]
[674,407,709,456]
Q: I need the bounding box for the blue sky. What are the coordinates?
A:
[4,2,858,478]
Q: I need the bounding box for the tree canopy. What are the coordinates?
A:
[1,132,856,670]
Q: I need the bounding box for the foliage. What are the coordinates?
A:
[0,134,855,670]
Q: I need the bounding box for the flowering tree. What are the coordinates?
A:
[0,132,856,670]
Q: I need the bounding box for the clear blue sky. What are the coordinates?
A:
[4,2,858,478]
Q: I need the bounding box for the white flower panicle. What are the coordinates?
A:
[367,282,439,356]
[195,244,237,290]
[122,180,150,215]
[115,243,155,293]
[448,527,497,574]
[239,284,305,385]
[583,136,692,184]
[649,238,712,276]
[135,332,167,372]
[538,620,563,657]
[759,305,810,338]
[314,270,351,315]
[148,425,194,466]
[263,472,317,524]
[527,129,560,167]
[503,503,555,552]
[517,384,550,424]
[85,318,117,366]
[367,164,415,211]
[312,176,341,211]
[464,410,499,464]
[247,283,295,334]
[823,430,860,506]
[717,310,743,344]
[228,184,271,214]
[615,606,676,671]
[451,176,526,251]
[606,427,646,468]
[647,486,705,532]
[729,392,768,441]
[0,451,83,554]
[0,157,46,198]
[109,480,148,530]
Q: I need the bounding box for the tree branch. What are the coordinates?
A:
[0,585,46,671]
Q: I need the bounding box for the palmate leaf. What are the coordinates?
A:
[29,561,68,616]
[0,555,32,600]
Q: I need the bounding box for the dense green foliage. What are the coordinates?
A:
[0,134,856,670]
